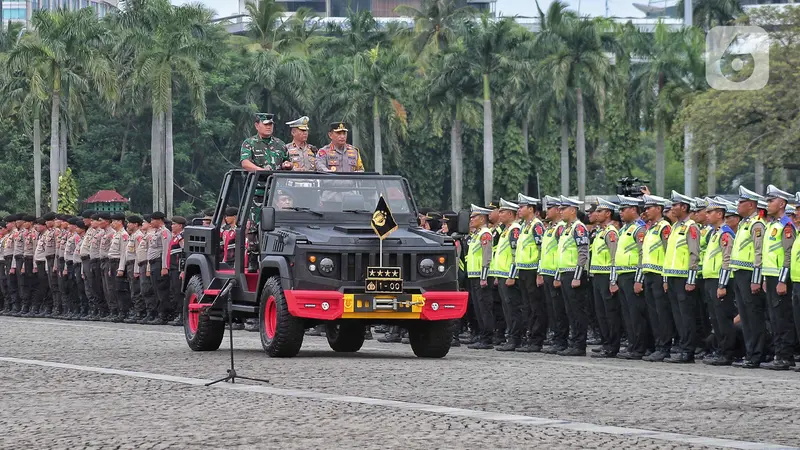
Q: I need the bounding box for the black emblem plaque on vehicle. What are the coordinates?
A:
[365,266,403,294]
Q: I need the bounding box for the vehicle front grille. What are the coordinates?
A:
[339,252,442,282]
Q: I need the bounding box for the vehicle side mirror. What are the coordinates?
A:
[261,207,276,232]
[456,210,470,235]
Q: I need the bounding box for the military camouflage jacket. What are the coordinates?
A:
[240,134,288,169]
[315,143,364,172]
[285,142,318,171]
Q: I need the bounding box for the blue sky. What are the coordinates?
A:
[175,0,646,19]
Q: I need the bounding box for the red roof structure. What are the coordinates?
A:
[85,190,129,204]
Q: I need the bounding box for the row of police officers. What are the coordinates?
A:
[463,185,800,369]
[0,211,187,326]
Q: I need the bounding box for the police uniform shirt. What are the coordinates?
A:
[107,229,129,273]
[89,227,103,259]
[146,226,171,272]
[24,228,38,257]
[80,227,95,257]
[315,143,364,172]
[63,231,77,268]
[285,142,318,171]
[134,229,151,275]
[73,233,84,264]
[12,228,25,268]
[100,227,115,258]
[672,217,701,274]
[126,229,141,272]
[44,227,56,258]
[33,230,47,262]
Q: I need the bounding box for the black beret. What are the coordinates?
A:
[35,217,46,225]
[171,216,187,225]
[90,214,100,220]
[110,212,126,221]
[151,211,166,220]
[127,215,143,225]
[57,214,68,221]
[97,212,111,220]
[143,214,152,222]
[81,210,95,217]
[23,215,36,222]
[202,208,215,217]
[224,207,238,217]
[43,212,57,221]
[77,222,88,230]
[10,214,20,221]
[68,218,80,226]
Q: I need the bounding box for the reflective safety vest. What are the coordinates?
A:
[731,215,765,271]
[791,233,800,282]
[466,227,491,278]
[763,216,794,277]
[487,225,503,277]
[702,225,734,279]
[490,223,521,278]
[642,219,670,275]
[557,220,583,271]
[539,221,565,276]
[663,219,696,277]
[697,225,712,276]
[590,224,616,274]
[614,220,644,274]
[516,218,543,270]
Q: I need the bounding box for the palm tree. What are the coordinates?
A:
[394,0,475,58]
[278,7,332,57]
[9,8,116,211]
[629,23,701,195]
[119,0,218,215]
[676,0,743,29]
[463,14,520,204]
[351,44,412,174]
[245,0,286,50]
[535,2,610,201]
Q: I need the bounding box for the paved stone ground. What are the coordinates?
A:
[1,317,799,449]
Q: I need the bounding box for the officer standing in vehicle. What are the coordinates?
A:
[241,113,291,172]
[731,186,768,368]
[285,116,317,171]
[315,122,365,172]
[554,196,590,356]
[760,185,796,370]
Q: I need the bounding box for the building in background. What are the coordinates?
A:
[633,0,799,18]
[1,0,118,25]
[84,189,129,213]
[268,0,496,17]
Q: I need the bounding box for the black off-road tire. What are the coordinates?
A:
[259,276,304,357]
[408,320,454,358]
[325,322,366,352]
[184,275,225,351]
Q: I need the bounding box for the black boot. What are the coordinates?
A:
[169,314,183,327]
[496,338,520,352]
[243,318,259,332]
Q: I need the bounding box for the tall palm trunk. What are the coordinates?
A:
[352,124,361,150]
[50,87,61,212]
[522,118,531,195]
[373,96,382,174]
[59,115,67,174]
[482,73,493,204]
[655,125,665,196]
[683,125,695,196]
[560,118,569,196]
[450,108,463,210]
[754,153,764,194]
[575,87,586,201]
[33,106,42,216]
[165,86,174,217]
[707,144,716,195]
[151,111,166,212]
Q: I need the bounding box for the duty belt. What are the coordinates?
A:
[731,260,754,270]
[81,255,90,261]
[148,257,161,264]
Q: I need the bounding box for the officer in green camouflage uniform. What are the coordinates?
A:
[240,113,291,172]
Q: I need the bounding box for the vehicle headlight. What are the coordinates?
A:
[419,258,435,276]
[319,257,335,275]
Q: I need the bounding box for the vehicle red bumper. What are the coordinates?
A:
[283,290,468,321]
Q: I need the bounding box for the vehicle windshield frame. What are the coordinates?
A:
[263,172,417,224]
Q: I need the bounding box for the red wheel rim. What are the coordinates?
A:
[265,295,277,339]
[188,293,199,334]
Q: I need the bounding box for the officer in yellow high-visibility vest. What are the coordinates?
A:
[725,202,742,232]
[701,197,738,366]
[788,203,798,229]
[731,186,768,368]
[760,185,797,370]
[540,195,570,354]
[491,199,524,351]
[640,194,674,362]
[691,197,714,355]
[465,204,496,350]
[589,198,621,358]
[553,195,591,356]
[789,193,800,361]
[662,191,701,364]
[486,201,506,344]
[515,193,546,352]
[614,195,649,360]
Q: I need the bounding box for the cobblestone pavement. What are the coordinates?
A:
[1,317,799,449]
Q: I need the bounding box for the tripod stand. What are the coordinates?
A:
[206,280,270,387]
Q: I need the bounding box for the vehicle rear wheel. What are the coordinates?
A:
[184,275,225,351]
[408,320,454,358]
[325,322,365,352]
[259,276,304,357]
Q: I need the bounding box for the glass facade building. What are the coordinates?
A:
[1,0,117,23]
[274,0,496,17]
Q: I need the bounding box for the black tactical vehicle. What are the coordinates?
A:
[181,170,469,358]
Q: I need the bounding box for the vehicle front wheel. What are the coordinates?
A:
[259,276,304,357]
[184,275,225,351]
[325,322,366,352]
[408,320,454,358]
